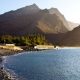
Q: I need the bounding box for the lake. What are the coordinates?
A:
[3,49,80,80]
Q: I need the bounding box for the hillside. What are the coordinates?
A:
[0,4,69,35]
[68,21,79,30]
[60,25,80,46]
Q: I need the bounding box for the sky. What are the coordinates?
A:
[0,0,80,23]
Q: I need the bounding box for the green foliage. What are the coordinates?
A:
[0,34,48,46]
[0,35,13,43]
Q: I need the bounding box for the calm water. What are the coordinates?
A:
[3,49,80,80]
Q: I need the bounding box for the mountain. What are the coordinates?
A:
[60,25,80,46]
[46,25,80,46]
[48,8,71,30]
[1,4,40,16]
[0,4,69,36]
[68,21,79,30]
[49,8,80,30]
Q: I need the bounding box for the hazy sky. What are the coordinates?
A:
[0,0,80,23]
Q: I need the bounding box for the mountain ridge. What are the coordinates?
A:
[0,4,69,35]
[0,4,80,46]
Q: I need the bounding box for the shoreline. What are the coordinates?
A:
[0,48,24,80]
[0,47,80,80]
[0,48,41,80]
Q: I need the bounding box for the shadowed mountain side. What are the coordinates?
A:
[45,33,65,45]
[60,25,80,46]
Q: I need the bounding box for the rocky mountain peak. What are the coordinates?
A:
[11,4,40,15]
[49,8,60,14]
[25,3,40,10]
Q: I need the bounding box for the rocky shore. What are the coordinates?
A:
[0,67,12,80]
[0,48,23,80]
[0,48,23,56]
[0,46,44,80]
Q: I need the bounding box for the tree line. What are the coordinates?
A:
[0,34,48,46]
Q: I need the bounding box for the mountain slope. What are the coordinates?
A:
[49,8,71,30]
[0,4,69,35]
[68,21,79,30]
[60,25,80,46]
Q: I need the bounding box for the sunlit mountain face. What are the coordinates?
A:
[0,4,70,35]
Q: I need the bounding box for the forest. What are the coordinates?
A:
[0,34,48,46]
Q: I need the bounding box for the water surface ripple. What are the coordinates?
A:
[3,49,80,80]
